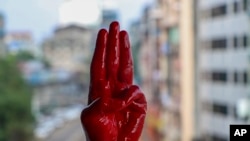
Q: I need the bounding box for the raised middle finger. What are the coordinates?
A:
[106,21,120,81]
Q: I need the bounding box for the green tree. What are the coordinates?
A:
[0,56,34,141]
[15,50,51,68]
[15,51,35,61]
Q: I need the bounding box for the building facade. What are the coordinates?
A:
[32,74,81,116]
[156,0,182,140]
[42,25,91,72]
[42,25,93,86]
[195,0,249,140]
[5,31,39,55]
[138,0,196,141]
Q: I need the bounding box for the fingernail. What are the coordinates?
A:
[109,21,120,32]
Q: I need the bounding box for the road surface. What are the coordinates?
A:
[44,119,86,141]
[41,118,148,141]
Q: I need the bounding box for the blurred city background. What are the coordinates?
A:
[0,0,249,141]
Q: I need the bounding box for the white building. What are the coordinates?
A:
[195,0,249,140]
[4,31,41,56]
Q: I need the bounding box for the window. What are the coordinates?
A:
[233,71,248,84]
[243,35,248,48]
[243,0,248,11]
[234,1,238,13]
[211,38,227,49]
[213,103,228,115]
[234,72,238,83]
[243,71,248,84]
[211,135,227,141]
[211,5,227,17]
[212,71,227,82]
[233,36,238,48]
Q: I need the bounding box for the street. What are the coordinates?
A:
[43,119,86,141]
[41,118,148,141]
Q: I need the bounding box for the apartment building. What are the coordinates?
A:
[5,31,39,55]
[42,25,92,71]
[137,5,165,141]
[156,0,182,140]
[138,0,196,140]
[195,0,249,140]
[150,0,196,141]
[42,25,93,87]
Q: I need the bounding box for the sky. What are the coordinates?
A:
[0,0,153,44]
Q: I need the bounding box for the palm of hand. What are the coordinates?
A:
[80,22,147,141]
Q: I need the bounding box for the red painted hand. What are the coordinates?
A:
[80,21,147,141]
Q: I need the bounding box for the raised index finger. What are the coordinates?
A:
[90,29,108,83]
[88,29,108,104]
